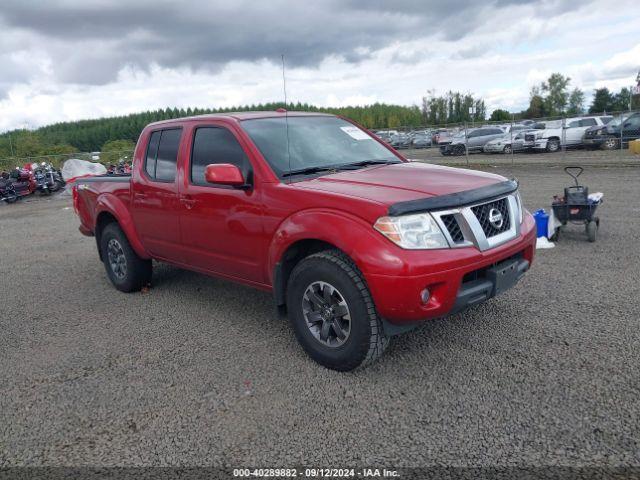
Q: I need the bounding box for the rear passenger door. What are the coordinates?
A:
[131,127,184,262]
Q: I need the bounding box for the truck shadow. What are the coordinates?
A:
[148,261,519,371]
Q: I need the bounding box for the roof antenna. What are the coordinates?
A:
[281,54,292,184]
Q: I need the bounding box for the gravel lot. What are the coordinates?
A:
[1,160,639,470]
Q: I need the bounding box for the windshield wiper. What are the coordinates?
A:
[281,165,341,178]
[335,159,401,170]
[281,160,401,178]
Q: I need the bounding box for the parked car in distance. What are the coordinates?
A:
[432,128,454,145]
[583,112,640,149]
[411,133,432,148]
[72,111,535,371]
[500,124,529,134]
[374,131,393,144]
[483,130,535,154]
[390,133,412,149]
[440,127,504,156]
[532,116,612,152]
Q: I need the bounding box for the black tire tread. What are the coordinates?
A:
[100,222,152,292]
[288,249,389,370]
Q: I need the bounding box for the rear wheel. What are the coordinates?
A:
[286,250,389,371]
[454,144,466,156]
[100,223,152,292]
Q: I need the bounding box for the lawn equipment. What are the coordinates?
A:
[551,166,601,242]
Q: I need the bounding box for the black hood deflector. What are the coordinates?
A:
[388,179,518,216]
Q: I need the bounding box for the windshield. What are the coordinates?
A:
[242,116,399,178]
[608,114,628,127]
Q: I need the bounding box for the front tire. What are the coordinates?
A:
[503,144,513,154]
[100,223,152,292]
[546,139,560,153]
[600,137,619,150]
[286,250,389,371]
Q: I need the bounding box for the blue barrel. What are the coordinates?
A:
[533,209,549,238]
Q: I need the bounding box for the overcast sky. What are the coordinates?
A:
[0,0,638,132]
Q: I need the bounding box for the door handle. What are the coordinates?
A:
[180,196,196,209]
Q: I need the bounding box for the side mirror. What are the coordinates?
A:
[205,163,247,187]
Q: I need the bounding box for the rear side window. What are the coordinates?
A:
[190,127,249,186]
[144,128,182,182]
[580,118,597,127]
[145,131,161,178]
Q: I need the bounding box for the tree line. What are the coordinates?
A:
[0,102,426,168]
[1,71,638,170]
[523,72,640,119]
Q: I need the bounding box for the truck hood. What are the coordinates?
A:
[294,162,507,208]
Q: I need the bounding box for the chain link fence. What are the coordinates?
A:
[373,108,640,165]
[2,109,639,172]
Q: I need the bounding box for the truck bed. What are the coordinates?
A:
[75,175,132,236]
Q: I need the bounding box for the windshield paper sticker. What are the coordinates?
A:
[340,126,372,140]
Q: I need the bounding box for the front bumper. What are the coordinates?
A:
[365,213,536,325]
[533,139,548,150]
[583,137,605,147]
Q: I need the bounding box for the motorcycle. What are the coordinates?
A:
[107,160,132,175]
[0,168,36,203]
[33,162,65,195]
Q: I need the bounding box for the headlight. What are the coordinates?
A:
[374,213,449,249]
[535,132,544,139]
[514,191,524,224]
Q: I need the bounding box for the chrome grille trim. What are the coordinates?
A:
[431,194,520,251]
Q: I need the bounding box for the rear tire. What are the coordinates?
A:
[286,250,389,371]
[454,144,466,156]
[100,223,152,292]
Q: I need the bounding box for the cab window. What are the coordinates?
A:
[144,128,182,182]
[190,127,249,186]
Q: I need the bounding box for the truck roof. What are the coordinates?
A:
[146,110,334,127]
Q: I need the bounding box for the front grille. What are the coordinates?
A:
[471,198,511,238]
[525,134,535,142]
[441,214,465,243]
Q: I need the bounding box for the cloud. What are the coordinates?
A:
[0,0,638,132]
[0,0,571,86]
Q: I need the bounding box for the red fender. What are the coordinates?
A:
[267,208,404,284]
[95,193,150,259]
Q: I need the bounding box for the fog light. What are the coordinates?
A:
[420,288,430,304]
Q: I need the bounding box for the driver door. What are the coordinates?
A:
[178,124,264,283]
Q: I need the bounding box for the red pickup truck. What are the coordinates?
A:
[73,111,536,371]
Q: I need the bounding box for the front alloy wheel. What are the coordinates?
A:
[602,137,618,150]
[286,250,389,371]
[302,281,351,348]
